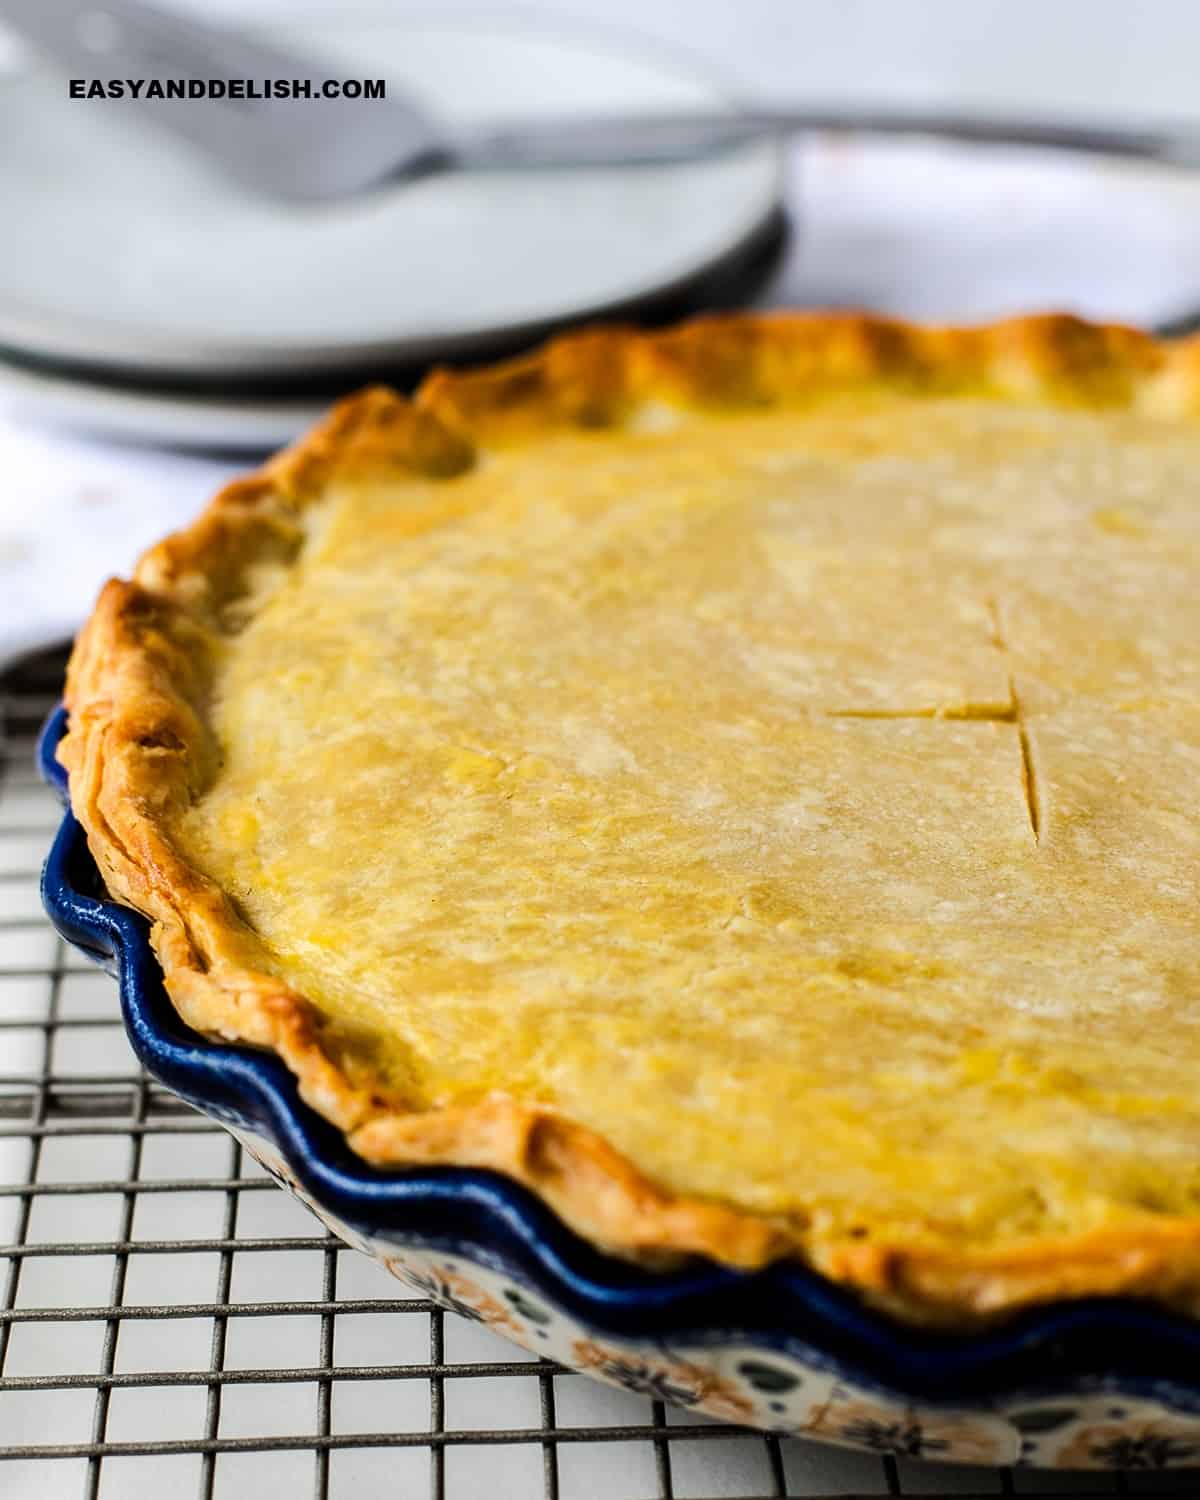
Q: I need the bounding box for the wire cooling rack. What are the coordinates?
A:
[0,648,1196,1500]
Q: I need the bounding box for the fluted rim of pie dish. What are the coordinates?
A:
[38,704,1200,1407]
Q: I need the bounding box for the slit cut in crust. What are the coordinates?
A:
[59,312,1200,1327]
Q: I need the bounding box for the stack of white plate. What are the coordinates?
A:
[0,14,783,448]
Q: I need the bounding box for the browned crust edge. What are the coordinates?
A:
[57,311,1200,1326]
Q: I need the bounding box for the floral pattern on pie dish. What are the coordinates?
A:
[38,703,1200,1468]
[155,1122,1200,1470]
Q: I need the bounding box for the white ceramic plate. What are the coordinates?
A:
[0,355,328,453]
[0,13,781,383]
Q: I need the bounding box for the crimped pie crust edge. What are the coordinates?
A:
[58,311,1200,1326]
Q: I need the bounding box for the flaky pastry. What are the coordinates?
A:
[60,313,1200,1325]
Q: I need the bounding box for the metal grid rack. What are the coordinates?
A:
[0,648,1195,1500]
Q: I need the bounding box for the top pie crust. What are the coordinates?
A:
[60,313,1200,1326]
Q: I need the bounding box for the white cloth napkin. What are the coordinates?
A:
[771,136,1200,325]
[0,421,238,665]
[6,134,1200,668]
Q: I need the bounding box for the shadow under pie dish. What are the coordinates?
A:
[44,311,1200,1465]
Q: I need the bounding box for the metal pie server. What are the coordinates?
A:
[5,0,1200,202]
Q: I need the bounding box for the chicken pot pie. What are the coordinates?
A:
[61,313,1200,1326]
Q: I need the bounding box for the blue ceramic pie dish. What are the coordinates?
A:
[37,705,1200,1469]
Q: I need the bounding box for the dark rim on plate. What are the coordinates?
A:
[36,704,1200,1408]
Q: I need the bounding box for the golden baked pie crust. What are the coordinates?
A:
[59,313,1200,1326]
